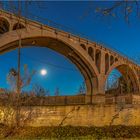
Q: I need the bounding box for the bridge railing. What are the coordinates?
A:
[0,93,140,105]
[105,93,140,104]
[30,95,85,106]
[0,94,86,106]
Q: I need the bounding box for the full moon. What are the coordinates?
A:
[40,69,47,76]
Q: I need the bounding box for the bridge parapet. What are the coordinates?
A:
[1,94,140,105]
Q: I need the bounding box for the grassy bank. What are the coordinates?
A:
[0,125,140,139]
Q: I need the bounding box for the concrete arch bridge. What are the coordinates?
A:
[0,9,140,104]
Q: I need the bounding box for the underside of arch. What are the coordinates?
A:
[106,64,139,94]
[117,65,139,92]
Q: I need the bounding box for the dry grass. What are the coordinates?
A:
[0,125,140,139]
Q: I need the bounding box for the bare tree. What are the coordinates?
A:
[77,81,86,95]
[7,64,35,92]
[79,1,140,24]
[96,1,140,23]
[32,84,47,97]
[0,65,38,138]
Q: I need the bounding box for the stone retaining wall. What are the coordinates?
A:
[28,104,140,127]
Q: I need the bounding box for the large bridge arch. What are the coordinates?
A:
[0,26,100,100]
[105,61,140,93]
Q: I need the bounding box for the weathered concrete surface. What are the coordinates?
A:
[28,104,140,127]
[1,95,140,127]
[0,102,140,127]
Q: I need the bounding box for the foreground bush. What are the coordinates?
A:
[0,125,140,139]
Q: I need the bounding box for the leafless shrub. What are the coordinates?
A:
[0,65,42,138]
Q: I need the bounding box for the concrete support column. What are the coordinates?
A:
[91,51,106,104]
[91,74,106,104]
[97,74,106,94]
[85,75,106,104]
[100,50,106,75]
[96,50,106,94]
[85,76,98,104]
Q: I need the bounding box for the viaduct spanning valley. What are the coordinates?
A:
[0,9,140,126]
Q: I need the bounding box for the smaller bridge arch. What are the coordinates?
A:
[13,22,25,30]
[105,62,140,94]
[105,53,109,74]
[88,47,94,60]
[0,17,10,34]
[110,55,114,66]
[95,49,101,73]
[80,44,86,50]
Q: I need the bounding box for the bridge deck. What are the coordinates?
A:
[0,9,139,68]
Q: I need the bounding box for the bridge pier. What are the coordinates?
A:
[92,74,106,104]
[85,88,105,104]
[85,91,105,104]
[85,73,106,104]
[92,94,105,104]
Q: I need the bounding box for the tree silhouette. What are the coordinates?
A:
[78,81,86,95]
[95,1,140,23]
[7,64,35,92]
[32,84,49,97]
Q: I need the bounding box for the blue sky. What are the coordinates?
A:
[1,1,140,95]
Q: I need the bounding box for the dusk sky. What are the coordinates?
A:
[1,1,140,95]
